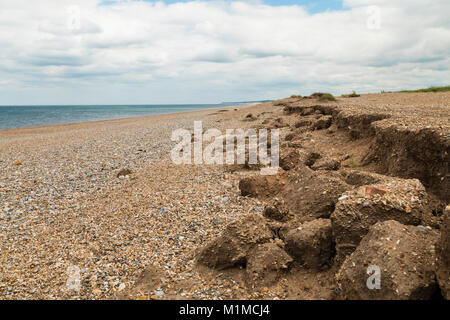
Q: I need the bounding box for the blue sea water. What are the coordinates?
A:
[0,103,245,130]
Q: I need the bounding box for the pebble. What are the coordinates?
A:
[154,289,165,298]
[416,225,427,234]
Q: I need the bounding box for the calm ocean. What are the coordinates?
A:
[0,103,246,130]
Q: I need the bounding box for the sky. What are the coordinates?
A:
[0,0,449,105]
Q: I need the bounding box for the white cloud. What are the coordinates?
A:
[0,0,449,104]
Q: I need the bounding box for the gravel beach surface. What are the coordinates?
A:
[0,92,448,300]
[0,105,272,300]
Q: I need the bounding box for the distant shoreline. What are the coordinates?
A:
[0,102,260,135]
[0,102,263,132]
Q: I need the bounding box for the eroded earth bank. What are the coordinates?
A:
[196,92,449,300]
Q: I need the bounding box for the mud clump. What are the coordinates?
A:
[196,214,296,286]
[313,115,333,130]
[279,149,300,171]
[271,117,288,128]
[340,169,384,187]
[279,148,311,171]
[311,157,341,171]
[336,220,439,300]
[331,177,430,264]
[244,113,257,121]
[304,152,321,167]
[239,175,286,199]
[246,243,293,285]
[196,214,274,270]
[283,219,333,269]
[294,119,313,128]
[263,198,292,222]
[437,205,450,299]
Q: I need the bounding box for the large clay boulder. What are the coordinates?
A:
[280,165,350,221]
[437,205,450,299]
[283,219,333,269]
[246,243,293,285]
[336,220,440,300]
[331,178,430,264]
[196,214,274,270]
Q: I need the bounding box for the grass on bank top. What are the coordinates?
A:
[290,86,449,101]
[342,91,360,98]
[382,85,450,93]
[316,93,337,101]
[289,92,337,101]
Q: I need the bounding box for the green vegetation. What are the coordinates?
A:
[342,91,360,98]
[343,156,359,168]
[308,92,337,101]
[317,93,337,101]
[291,85,449,101]
[397,85,450,93]
[381,85,450,94]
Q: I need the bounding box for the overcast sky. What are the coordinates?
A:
[1,0,449,105]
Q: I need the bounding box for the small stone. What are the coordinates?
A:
[274,238,285,248]
[92,288,102,296]
[117,169,132,178]
[154,289,164,298]
[364,186,387,196]
[416,225,427,234]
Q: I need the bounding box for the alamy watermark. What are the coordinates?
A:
[66,265,81,292]
[67,5,81,31]
[170,121,279,175]
[366,265,381,290]
[366,6,381,30]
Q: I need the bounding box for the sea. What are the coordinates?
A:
[0,103,261,130]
